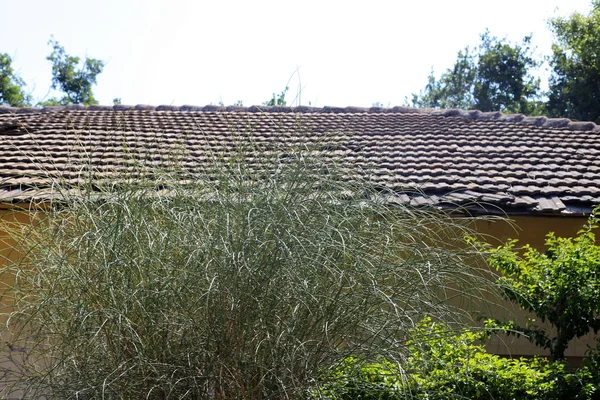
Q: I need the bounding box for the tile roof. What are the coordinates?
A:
[1,104,600,215]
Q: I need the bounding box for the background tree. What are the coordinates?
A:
[475,207,600,361]
[547,1,600,122]
[2,38,106,107]
[411,49,476,110]
[412,31,543,115]
[41,37,104,106]
[0,53,32,107]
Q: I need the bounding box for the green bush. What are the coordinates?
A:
[0,145,487,399]
[471,206,600,361]
[313,318,598,399]
[406,318,570,399]
[309,356,405,400]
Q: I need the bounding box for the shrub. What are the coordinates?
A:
[308,356,405,400]
[313,318,598,399]
[0,145,488,399]
[406,318,557,399]
[472,206,600,361]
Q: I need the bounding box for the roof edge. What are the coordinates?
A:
[1,104,598,133]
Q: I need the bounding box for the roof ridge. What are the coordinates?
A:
[0,104,598,132]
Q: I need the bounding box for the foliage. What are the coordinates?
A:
[547,1,600,122]
[0,53,32,107]
[0,143,487,398]
[310,356,404,400]
[412,49,476,111]
[412,31,543,114]
[583,342,600,391]
[1,38,105,107]
[264,85,289,106]
[41,37,104,106]
[474,207,600,361]
[406,318,561,399]
[313,318,598,399]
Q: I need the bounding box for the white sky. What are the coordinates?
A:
[0,0,592,108]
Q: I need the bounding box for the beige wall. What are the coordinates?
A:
[0,207,596,361]
[473,215,587,249]
[0,207,32,312]
[0,207,34,394]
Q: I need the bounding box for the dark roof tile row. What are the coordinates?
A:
[1,105,599,215]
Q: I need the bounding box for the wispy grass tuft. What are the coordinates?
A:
[0,139,495,399]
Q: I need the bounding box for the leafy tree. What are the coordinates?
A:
[41,37,104,106]
[0,53,32,107]
[475,207,600,361]
[547,1,600,122]
[412,31,543,114]
[412,49,476,111]
[2,38,106,107]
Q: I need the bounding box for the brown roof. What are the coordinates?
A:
[1,104,600,215]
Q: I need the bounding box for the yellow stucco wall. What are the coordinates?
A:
[0,207,32,314]
[0,206,596,361]
[0,206,34,392]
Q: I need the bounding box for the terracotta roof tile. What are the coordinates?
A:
[1,105,599,215]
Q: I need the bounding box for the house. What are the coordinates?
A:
[1,104,599,361]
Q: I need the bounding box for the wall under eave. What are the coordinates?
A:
[0,202,51,315]
[0,205,33,307]
[0,205,597,363]
[0,204,37,395]
[473,214,597,363]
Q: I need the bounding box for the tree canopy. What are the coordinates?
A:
[0,38,104,107]
[0,53,32,107]
[41,38,104,106]
[412,1,600,120]
[547,1,600,122]
[411,31,542,115]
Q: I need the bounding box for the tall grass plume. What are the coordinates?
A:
[0,140,493,398]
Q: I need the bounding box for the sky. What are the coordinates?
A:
[0,0,593,108]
